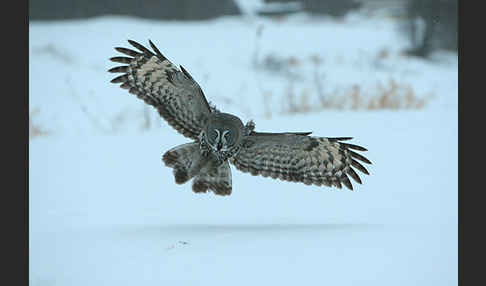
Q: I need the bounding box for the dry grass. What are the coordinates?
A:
[255,51,433,116]
[367,79,431,110]
[29,108,49,139]
[32,43,74,65]
[280,79,433,115]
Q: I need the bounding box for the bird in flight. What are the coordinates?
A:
[109,39,372,196]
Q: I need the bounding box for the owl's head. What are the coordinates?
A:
[204,112,244,153]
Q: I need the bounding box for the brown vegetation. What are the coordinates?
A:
[29,108,49,139]
[280,79,433,115]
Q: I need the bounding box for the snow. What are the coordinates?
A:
[29,11,457,286]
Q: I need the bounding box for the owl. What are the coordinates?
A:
[109,40,372,196]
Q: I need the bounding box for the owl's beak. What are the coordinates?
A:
[217,141,223,151]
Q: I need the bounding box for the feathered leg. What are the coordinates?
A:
[162,143,232,195]
[193,162,232,196]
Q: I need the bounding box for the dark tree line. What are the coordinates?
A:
[30,0,457,58]
[404,0,457,57]
[29,0,241,21]
[263,0,362,17]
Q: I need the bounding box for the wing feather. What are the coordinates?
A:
[231,134,371,190]
[114,47,141,57]
[110,56,132,64]
[109,39,211,140]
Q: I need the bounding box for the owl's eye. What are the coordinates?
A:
[212,129,220,142]
[221,130,232,144]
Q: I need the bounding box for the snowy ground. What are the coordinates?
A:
[29,10,457,286]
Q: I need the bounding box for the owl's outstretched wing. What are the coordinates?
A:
[109,40,211,140]
[230,133,371,190]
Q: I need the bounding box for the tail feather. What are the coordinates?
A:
[162,143,202,184]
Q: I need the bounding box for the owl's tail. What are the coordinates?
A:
[162,143,232,195]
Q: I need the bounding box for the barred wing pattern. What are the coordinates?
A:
[109,40,211,140]
[230,134,371,190]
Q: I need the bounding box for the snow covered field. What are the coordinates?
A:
[29,9,457,286]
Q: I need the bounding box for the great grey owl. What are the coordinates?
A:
[109,40,372,196]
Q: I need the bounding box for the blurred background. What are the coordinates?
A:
[29,1,458,286]
[30,0,457,55]
[29,0,457,137]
